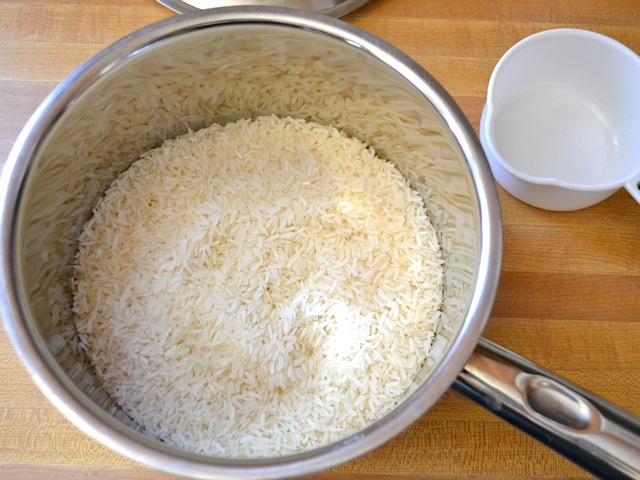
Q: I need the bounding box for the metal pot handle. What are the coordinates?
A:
[452,338,640,479]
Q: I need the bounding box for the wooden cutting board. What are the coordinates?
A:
[1,1,639,478]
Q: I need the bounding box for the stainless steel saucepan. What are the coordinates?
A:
[1,7,639,479]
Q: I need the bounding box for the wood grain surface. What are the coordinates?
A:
[1,1,639,478]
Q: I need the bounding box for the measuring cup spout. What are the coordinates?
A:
[624,173,640,204]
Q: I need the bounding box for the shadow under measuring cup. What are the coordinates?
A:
[480,28,640,210]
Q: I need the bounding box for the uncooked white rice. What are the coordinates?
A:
[72,115,444,457]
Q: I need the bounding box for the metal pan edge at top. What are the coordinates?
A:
[155,0,370,17]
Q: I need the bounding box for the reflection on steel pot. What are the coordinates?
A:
[1,7,639,479]
[155,0,371,16]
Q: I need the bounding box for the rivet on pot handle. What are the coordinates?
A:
[453,338,640,479]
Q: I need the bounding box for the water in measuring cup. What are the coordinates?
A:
[492,88,615,185]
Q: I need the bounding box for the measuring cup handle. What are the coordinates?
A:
[452,338,640,479]
[624,174,640,204]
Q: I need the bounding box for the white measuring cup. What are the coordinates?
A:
[480,28,640,210]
